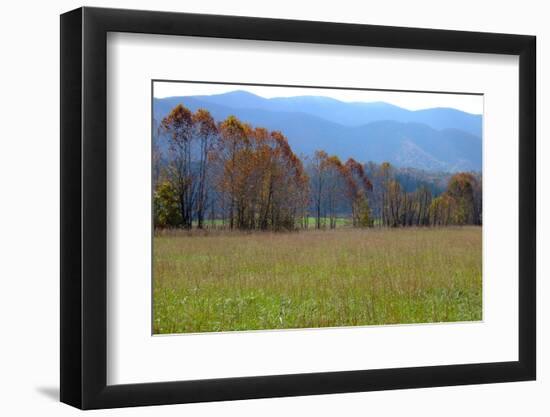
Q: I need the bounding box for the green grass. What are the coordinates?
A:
[153,227,482,334]
[191,219,225,227]
[303,216,351,227]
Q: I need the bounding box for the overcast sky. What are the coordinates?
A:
[153,81,483,115]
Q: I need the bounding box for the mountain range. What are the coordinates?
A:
[153,90,482,172]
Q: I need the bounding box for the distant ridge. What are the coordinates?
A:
[154,91,482,172]
[161,90,482,137]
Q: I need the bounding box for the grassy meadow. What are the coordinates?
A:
[153,226,482,334]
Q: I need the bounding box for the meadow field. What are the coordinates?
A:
[153,226,482,334]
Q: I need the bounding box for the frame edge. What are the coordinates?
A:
[518,34,537,380]
[60,7,84,409]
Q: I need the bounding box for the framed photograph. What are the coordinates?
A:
[60,6,536,409]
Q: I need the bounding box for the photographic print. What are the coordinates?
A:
[152,81,483,335]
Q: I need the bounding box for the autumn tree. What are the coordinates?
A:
[427,172,481,226]
[446,172,481,225]
[324,156,348,228]
[193,109,218,228]
[344,158,373,227]
[214,115,248,229]
[414,185,432,226]
[429,193,451,225]
[378,162,393,226]
[307,154,373,229]
[211,116,308,231]
[267,131,309,230]
[161,104,195,228]
[309,150,329,229]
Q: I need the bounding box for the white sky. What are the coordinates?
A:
[153,81,483,115]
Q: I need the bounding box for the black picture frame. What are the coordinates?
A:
[60,6,536,410]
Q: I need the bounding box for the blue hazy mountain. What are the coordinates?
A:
[175,90,482,137]
[153,91,482,172]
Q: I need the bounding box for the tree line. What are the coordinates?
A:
[153,104,482,231]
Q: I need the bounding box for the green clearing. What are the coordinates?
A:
[153,227,482,334]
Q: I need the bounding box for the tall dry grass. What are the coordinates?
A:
[153,227,482,334]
